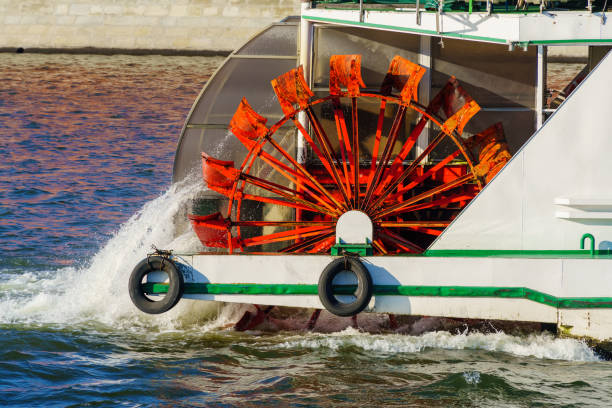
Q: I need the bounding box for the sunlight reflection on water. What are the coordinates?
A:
[0,53,223,265]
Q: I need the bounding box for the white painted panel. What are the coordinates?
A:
[432,52,612,251]
[429,153,525,250]
[519,13,602,42]
[561,259,612,297]
[555,210,612,220]
[180,255,566,296]
[175,254,612,338]
[554,197,612,210]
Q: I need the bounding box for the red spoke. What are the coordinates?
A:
[307,235,336,253]
[377,221,450,228]
[367,99,387,189]
[306,107,352,206]
[280,231,335,253]
[255,150,338,213]
[292,118,350,207]
[265,136,345,214]
[385,149,463,203]
[366,131,446,213]
[406,227,444,236]
[381,192,475,216]
[242,173,337,217]
[373,173,474,219]
[241,193,325,213]
[378,221,447,237]
[377,115,428,194]
[233,220,335,227]
[403,150,462,192]
[377,228,423,253]
[362,104,407,211]
[332,98,354,203]
[351,97,360,208]
[372,239,388,255]
[241,226,334,247]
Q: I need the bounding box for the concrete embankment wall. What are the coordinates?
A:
[0,0,300,53]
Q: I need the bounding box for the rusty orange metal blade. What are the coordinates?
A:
[474,148,511,183]
[271,65,314,116]
[229,98,269,142]
[188,212,229,248]
[469,123,512,183]
[380,55,426,104]
[429,77,479,135]
[329,55,366,97]
[441,100,480,135]
[201,152,239,196]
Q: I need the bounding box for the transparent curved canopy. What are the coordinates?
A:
[172,17,299,184]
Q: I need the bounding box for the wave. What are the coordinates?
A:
[277,327,600,362]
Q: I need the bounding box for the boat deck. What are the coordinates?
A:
[303,4,612,45]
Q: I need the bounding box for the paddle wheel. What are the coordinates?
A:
[189,54,511,255]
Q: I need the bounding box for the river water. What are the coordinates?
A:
[0,53,610,406]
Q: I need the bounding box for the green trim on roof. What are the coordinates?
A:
[143,283,612,309]
[302,15,508,43]
[303,14,612,45]
[528,39,612,44]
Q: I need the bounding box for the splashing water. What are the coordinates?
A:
[463,371,481,385]
[0,176,221,331]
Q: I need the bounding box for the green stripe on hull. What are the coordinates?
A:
[143,283,612,309]
[424,249,612,258]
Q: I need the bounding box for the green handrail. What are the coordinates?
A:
[580,233,595,256]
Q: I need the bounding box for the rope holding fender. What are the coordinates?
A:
[341,249,361,271]
[150,244,173,258]
[148,245,173,269]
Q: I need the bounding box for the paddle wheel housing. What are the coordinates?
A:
[189,54,511,254]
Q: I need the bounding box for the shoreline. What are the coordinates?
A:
[0,47,232,57]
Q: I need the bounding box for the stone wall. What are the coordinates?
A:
[0,0,300,53]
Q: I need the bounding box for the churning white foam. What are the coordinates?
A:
[0,176,221,331]
[278,327,600,362]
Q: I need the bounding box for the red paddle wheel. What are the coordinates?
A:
[189,54,511,255]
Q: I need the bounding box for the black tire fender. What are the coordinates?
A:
[128,255,184,314]
[317,257,373,317]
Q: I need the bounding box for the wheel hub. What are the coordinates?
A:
[335,210,373,245]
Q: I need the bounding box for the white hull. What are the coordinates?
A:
[159,5,612,342]
[176,253,612,341]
